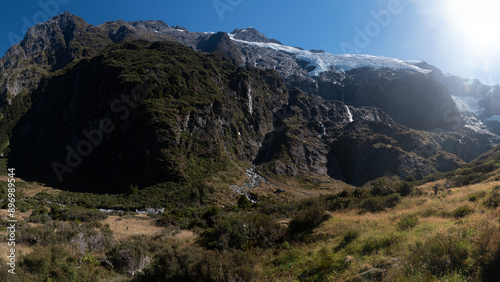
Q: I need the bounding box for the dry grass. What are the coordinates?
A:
[103,214,166,241]
[260,178,500,281]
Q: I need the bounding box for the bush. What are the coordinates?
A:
[359,193,401,213]
[134,245,258,281]
[370,177,396,196]
[405,175,416,182]
[484,186,500,207]
[50,205,108,222]
[238,195,252,209]
[107,241,149,275]
[398,181,414,197]
[287,203,326,241]
[324,191,352,211]
[405,229,475,277]
[453,206,474,218]
[398,214,419,230]
[202,212,285,250]
[28,208,51,223]
[17,245,105,281]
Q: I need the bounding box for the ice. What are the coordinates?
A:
[231,38,431,76]
[451,95,484,116]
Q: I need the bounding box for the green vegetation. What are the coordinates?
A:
[398,214,419,230]
[6,165,500,281]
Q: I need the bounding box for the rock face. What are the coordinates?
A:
[313,68,463,131]
[254,90,464,186]
[8,41,288,192]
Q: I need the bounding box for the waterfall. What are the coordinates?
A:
[345,105,354,123]
[247,86,253,114]
[318,121,327,137]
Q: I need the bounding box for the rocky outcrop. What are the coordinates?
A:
[329,122,465,186]
[197,32,245,65]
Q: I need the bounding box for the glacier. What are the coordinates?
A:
[230,37,431,76]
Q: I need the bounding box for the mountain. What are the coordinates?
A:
[8,40,287,192]
[2,12,500,192]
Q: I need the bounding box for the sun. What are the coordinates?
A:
[446,0,500,49]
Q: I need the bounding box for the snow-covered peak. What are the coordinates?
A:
[231,38,431,76]
[230,28,282,45]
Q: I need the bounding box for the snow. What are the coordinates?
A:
[231,38,431,76]
[406,60,424,64]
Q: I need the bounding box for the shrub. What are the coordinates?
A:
[385,193,401,208]
[287,204,326,241]
[28,208,51,223]
[370,177,395,196]
[405,230,475,277]
[107,241,149,275]
[17,245,102,281]
[398,214,419,230]
[202,212,285,250]
[50,205,108,222]
[484,186,500,207]
[238,195,252,209]
[453,206,474,218]
[422,208,437,218]
[325,192,352,211]
[134,245,258,281]
[398,181,414,197]
[359,194,401,213]
[405,175,416,182]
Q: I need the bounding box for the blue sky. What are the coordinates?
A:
[1,0,499,85]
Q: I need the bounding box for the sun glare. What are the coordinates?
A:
[446,0,500,48]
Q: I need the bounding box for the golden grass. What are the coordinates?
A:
[259,178,500,281]
[103,214,167,241]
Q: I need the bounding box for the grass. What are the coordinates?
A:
[3,172,500,280]
[103,215,166,241]
[257,179,500,281]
